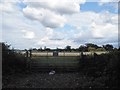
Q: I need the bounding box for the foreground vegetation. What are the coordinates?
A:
[2,43,27,75]
[79,51,119,88]
[2,42,120,88]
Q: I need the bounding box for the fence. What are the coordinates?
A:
[22,51,109,71]
[32,52,81,57]
[22,51,108,57]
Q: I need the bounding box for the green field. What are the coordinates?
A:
[31,56,80,67]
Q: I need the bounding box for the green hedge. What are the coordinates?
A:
[79,51,119,88]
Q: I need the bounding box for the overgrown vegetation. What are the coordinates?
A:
[2,43,27,75]
[79,51,119,88]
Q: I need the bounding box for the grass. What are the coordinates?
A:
[31,56,80,67]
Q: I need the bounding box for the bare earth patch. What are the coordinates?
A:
[2,72,95,88]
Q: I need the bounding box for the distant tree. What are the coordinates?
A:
[32,48,37,51]
[46,48,51,51]
[85,43,99,49]
[103,44,113,51]
[71,48,77,52]
[56,48,62,52]
[78,45,87,52]
[38,47,43,51]
[113,48,118,51]
[65,45,71,52]
[43,46,50,51]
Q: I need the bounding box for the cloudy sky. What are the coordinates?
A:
[0,0,119,49]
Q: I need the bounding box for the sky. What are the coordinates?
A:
[0,0,119,49]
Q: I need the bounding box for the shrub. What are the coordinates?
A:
[79,51,119,88]
[2,43,27,75]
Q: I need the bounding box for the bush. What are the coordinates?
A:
[79,51,119,88]
[2,43,27,75]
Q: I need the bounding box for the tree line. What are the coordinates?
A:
[29,43,119,52]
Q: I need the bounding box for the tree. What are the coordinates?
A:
[65,45,71,52]
[103,44,113,51]
[32,48,37,51]
[78,45,87,52]
[113,48,118,51]
[85,43,99,49]
[2,43,14,58]
[38,47,43,51]
[46,48,51,51]
[2,42,27,74]
[71,48,77,52]
[56,48,62,52]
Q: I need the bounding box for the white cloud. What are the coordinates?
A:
[36,38,76,49]
[23,6,67,28]
[22,30,35,39]
[23,0,85,14]
[0,3,14,13]
[0,0,21,13]
[91,22,118,39]
[66,11,118,46]
[22,0,86,28]
[24,1,80,14]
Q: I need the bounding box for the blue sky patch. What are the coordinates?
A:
[17,1,27,10]
[80,2,118,14]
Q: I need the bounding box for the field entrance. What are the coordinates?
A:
[26,51,107,71]
[30,56,80,72]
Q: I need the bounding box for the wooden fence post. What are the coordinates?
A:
[47,51,48,57]
[29,50,32,71]
[26,50,28,58]
[25,50,29,69]
[29,50,32,58]
[81,52,84,59]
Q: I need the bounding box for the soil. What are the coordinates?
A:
[2,71,94,88]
